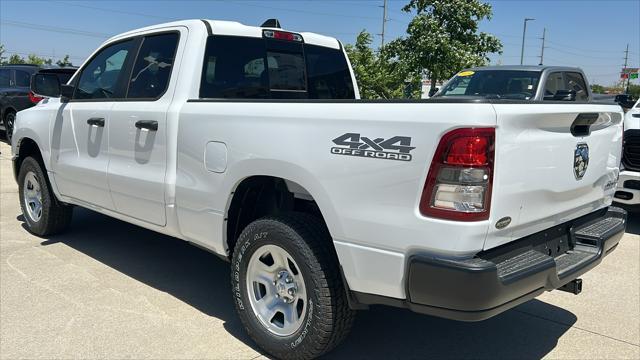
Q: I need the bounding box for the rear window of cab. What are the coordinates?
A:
[200,35,355,100]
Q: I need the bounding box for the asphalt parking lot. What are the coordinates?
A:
[0,140,638,359]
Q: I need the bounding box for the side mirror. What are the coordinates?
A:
[31,74,61,98]
[554,89,576,101]
[60,84,74,99]
[428,87,439,97]
[31,74,74,101]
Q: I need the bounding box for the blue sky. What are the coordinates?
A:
[1,0,638,86]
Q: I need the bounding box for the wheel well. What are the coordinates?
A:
[226,176,327,256]
[14,138,44,179]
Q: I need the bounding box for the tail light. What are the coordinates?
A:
[420,128,495,221]
[28,91,43,104]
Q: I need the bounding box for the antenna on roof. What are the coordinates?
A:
[261,19,281,28]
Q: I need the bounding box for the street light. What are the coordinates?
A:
[520,18,535,65]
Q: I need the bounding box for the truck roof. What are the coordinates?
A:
[107,19,341,50]
[467,65,583,72]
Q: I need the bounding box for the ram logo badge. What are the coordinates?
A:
[574,143,589,180]
[331,133,415,161]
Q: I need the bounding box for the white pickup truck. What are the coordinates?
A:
[615,98,640,211]
[12,19,627,359]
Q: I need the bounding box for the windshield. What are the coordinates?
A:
[438,70,541,100]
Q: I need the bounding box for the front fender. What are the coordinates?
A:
[11,98,60,173]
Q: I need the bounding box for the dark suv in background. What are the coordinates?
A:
[0,65,77,142]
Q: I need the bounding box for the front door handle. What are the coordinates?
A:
[87,117,105,127]
[135,120,158,131]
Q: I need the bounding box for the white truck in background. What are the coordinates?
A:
[12,19,627,359]
[615,98,640,211]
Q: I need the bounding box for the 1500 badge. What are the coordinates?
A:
[331,133,415,161]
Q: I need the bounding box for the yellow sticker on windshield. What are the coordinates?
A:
[458,71,475,77]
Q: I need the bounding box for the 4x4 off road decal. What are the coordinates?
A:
[331,133,415,161]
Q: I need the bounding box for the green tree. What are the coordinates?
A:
[628,84,640,99]
[0,44,6,65]
[26,54,52,65]
[8,54,25,64]
[345,31,419,99]
[390,0,502,93]
[590,84,606,94]
[56,55,73,67]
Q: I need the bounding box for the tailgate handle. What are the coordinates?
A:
[571,113,599,137]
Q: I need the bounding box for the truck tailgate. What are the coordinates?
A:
[485,103,623,250]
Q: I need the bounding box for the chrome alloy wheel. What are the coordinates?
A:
[246,244,307,337]
[23,171,43,222]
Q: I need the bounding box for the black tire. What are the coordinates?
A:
[231,212,355,359]
[18,156,73,236]
[4,110,15,143]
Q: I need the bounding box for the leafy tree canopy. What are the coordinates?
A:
[389,0,502,91]
[0,44,72,66]
[590,84,606,94]
[345,31,420,99]
[56,55,73,67]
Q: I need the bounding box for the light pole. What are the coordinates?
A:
[520,18,535,65]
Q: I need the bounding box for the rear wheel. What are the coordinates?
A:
[4,111,15,143]
[18,157,73,236]
[231,213,355,359]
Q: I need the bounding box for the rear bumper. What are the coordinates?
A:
[352,207,627,321]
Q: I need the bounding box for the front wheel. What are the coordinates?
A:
[18,157,73,236]
[231,213,355,359]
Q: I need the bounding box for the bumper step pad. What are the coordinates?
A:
[574,215,626,245]
[496,250,554,284]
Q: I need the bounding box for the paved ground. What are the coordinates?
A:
[0,140,638,359]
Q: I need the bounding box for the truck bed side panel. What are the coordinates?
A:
[175,102,496,298]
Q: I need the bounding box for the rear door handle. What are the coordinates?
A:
[135,120,158,131]
[87,117,105,127]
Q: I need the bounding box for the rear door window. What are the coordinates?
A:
[0,69,11,87]
[543,72,564,99]
[200,35,355,99]
[127,32,180,99]
[15,70,31,87]
[564,72,588,101]
[200,36,269,99]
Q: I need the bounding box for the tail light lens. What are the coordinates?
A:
[28,91,43,104]
[420,128,495,221]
